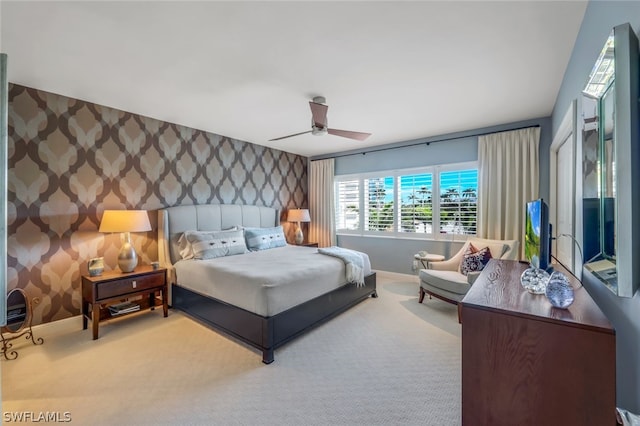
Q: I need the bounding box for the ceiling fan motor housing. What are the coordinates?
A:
[312,126,328,136]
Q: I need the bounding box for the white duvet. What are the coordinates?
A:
[174,245,372,317]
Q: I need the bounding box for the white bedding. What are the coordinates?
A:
[174,245,372,317]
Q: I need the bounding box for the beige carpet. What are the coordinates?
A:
[2,271,461,425]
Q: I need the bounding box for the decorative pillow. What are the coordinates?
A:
[177,232,197,260]
[213,229,247,256]
[460,243,493,276]
[244,226,287,251]
[178,229,247,260]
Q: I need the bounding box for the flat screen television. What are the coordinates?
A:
[524,198,551,271]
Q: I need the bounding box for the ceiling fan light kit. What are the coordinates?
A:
[312,126,328,136]
[270,96,371,142]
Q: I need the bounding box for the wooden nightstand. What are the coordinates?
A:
[81,266,168,339]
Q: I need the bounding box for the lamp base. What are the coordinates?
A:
[118,235,138,273]
[295,225,304,245]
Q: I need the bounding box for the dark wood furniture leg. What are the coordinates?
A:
[82,299,88,330]
[149,291,155,310]
[262,348,274,364]
[162,287,168,317]
[418,287,425,303]
[92,304,100,340]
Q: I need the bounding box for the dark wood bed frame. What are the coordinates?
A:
[172,272,377,364]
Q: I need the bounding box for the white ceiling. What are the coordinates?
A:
[1,1,587,157]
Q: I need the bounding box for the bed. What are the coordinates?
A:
[158,204,377,363]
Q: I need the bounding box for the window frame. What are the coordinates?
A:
[334,161,478,241]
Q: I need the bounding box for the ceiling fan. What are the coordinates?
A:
[269,96,371,142]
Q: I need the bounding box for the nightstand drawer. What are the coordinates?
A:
[97,273,164,300]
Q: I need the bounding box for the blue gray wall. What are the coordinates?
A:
[551,0,640,413]
[314,117,551,274]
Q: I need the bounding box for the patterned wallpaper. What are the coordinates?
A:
[7,84,308,324]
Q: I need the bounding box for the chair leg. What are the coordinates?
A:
[418,286,425,303]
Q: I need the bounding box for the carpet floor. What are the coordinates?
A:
[2,271,461,425]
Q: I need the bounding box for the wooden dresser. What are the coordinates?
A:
[460,259,615,426]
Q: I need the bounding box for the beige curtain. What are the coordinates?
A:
[309,158,336,247]
[478,127,540,259]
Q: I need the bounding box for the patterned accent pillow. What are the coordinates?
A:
[178,229,247,260]
[460,243,493,276]
[244,226,287,251]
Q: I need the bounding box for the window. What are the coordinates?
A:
[439,169,478,235]
[335,179,359,230]
[364,177,394,232]
[399,173,433,234]
[335,162,477,239]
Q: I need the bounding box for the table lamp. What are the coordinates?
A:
[99,210,151,273]
[287,209,311,245]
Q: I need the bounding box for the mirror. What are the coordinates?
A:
[581,23,640,297]
[5,288,29,333]
[600,82,616,261]
[1,53,7,327]
[1,288,43,360]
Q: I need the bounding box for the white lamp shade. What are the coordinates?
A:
[287,209,311,223]
[99,210,152,233]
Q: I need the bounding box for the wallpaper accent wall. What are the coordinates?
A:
[7,84,308,324]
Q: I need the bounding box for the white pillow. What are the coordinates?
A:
[178,228,245,260]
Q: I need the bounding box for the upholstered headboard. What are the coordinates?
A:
[158,204,279,283]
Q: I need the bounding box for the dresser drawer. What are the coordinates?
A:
[96,272,164,300]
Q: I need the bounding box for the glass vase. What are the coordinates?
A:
[545,271,575,309]
[520,267,550,294]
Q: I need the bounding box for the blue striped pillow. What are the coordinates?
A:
[244,226,287,251]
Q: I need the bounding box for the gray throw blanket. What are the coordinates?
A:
[318,246,365,287]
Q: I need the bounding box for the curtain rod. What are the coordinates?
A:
[310,124,541,161]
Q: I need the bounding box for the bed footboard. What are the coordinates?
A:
[172,272,377,364]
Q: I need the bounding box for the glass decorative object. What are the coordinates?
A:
[520,267,550,294]
[545,271,575,309]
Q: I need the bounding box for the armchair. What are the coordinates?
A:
[418,237,519,305]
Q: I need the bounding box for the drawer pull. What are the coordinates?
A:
[132,280,137,288]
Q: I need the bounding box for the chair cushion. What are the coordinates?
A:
[420,269,471,295]
[460,243,493,276]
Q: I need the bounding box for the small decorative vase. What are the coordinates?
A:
[545,271,575,309]
[520,267,550,294]
[88,257,104,277]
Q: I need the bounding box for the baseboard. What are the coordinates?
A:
[30,315,80,334]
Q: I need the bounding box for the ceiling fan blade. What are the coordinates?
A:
[268,130,312,141]
[327,128,371,141]
[309,101,328,128]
